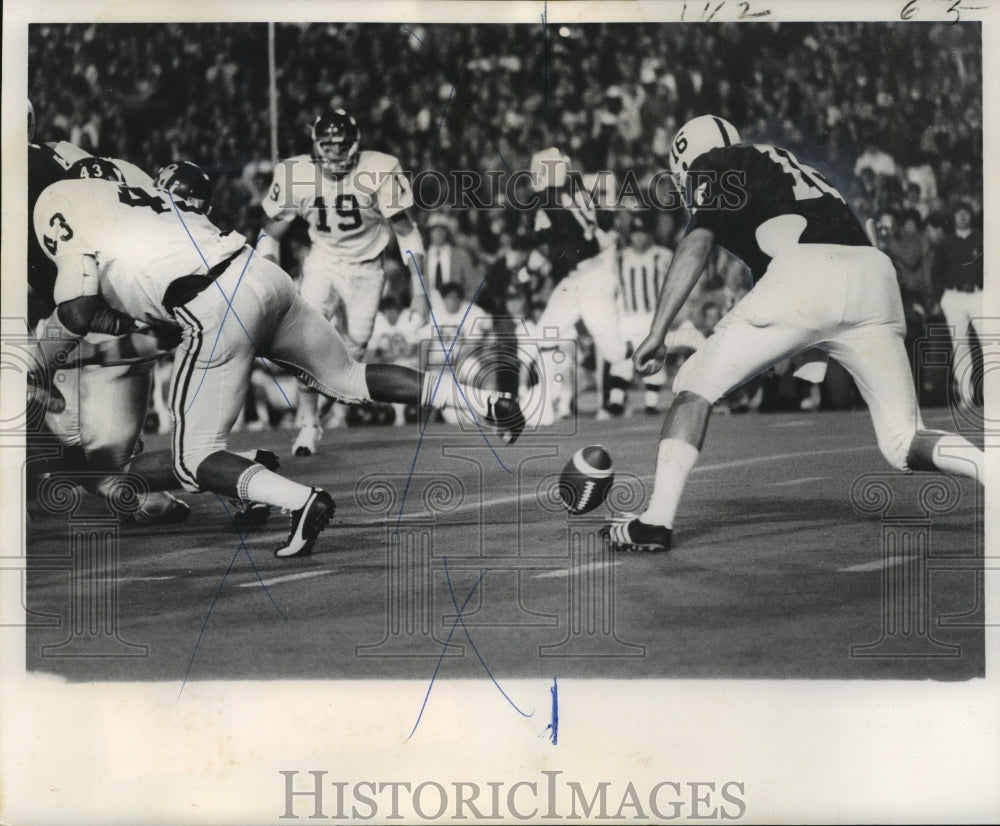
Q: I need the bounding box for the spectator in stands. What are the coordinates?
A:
[888,209,933,315]
[367,294,423,425]
[29,20,982,422]
[424,213,482,314]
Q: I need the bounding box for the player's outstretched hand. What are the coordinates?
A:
[633,335,667,377]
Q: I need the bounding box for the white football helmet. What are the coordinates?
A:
[530,147,570,192]
[668,115,741,190]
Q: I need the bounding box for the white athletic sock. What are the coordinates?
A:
[641,438,700,528]
[644,387,661,408]
[237,464,311,511]
[423,370,469,411]
[932,434,985,483]
[296,385,320,429]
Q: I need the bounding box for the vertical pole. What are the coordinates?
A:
[268,22,278,164]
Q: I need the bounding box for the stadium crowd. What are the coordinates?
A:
[29,21,983,427]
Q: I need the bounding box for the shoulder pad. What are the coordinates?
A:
[357,150,401,175]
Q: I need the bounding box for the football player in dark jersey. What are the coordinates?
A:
[519,148,632,423]
[606,115,985,552]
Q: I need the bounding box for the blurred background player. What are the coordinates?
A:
[930,201,984,410]
[420,282,494,426]
[366,294,422,425]
[615,213,704,415]
[259,108,428,456]
[609,115,985,553]
[34,160,523,558]
[519,147,631,423]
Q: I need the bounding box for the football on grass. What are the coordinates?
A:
[558,445,614,515]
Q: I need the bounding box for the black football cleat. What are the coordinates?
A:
[232,500,272,529]
[274,487,336,558]
[486,392,526,445]
[605,516,672,552]
[252,449,281,471]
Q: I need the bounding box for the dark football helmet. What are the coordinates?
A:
[311,109,360,178]
[67,157,126,183]
[154,161,213,213]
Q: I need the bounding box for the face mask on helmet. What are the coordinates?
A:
[67,157,126,183]
[154,161,213,214]
[312,110,360,178]
[669,115,741,192]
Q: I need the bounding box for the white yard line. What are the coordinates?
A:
[840,557,910,573]
[378,444,878,521]
[236,570,332,588]
[772,476,828,487]
[533,560,617,579]
[119,575,177,583]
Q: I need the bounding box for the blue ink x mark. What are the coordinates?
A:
[178,495,286,699]
[407,556,532,740]
[545,677,558,744]
[541,1,549,127]
[432,30,483,156]
[394,250,512,532]
[165,194,293,415]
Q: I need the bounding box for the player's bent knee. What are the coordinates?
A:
[672,355,725,404]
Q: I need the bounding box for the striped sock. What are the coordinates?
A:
[237,464,311,511]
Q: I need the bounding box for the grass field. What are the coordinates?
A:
[24,404,986,684]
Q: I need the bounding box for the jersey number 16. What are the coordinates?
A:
[762,146,845,204]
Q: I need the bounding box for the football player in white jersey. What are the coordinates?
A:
[34,160,522,558]
[29,145,189,525]
[614,214,704,415]
[259,108,428,457]
[606,115,985,553]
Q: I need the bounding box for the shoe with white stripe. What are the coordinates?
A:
[292,425,321,457]
[274,487,336,558]
[605,514,672,553]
